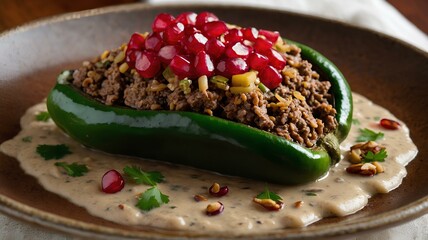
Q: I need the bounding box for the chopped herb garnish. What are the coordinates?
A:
[256,187,283,202]
[373,116,381,121]
[22,136,32,143]
[103,60,112,68]
[57,70,74,84]
[123,166,164,186]
[55,162,88,177]
[305,192,317,196]
[136,186,169,211]
[356,128,384,142]
[302,189,322,196]
[352,118,360,125]
[36,144,71,160]
[123,166,169,211]
[363,149,388,163]
[258,82,269,93]
[35,111,50,122]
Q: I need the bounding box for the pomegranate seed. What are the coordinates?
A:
[184,25,199,35]
[209,183,229,197]
[202,21,228,38]
[195,12,219,27]
[254,37,273,54]
[125,49,142,68]
[380,118,400,130]
[225,42,250,59]
[176,12,197,25]
[206,201,224,216]
[248,52,269,71]
[144,32,163,52]
[267,49,286,70]
[183,32,208,54]
[163,22,185,45]
[242,27,259,41]
[259,65,282,89]
[101,170,124,194]
[194,51,215,77]
[169,55,192,79]
[158,45,181,65]
[216,60,227,76]
[224,29,243,44]
[127,33,145,50]
[205,38,226,59]
[135,51,161,78]
[216,58,248,78]
[152,13,175,32]
[259,29,280,42]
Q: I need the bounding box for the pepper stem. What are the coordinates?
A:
[319,133,341,165]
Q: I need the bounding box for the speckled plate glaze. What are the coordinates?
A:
[0,3,427,239]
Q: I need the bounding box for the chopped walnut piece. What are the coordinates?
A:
[253,198,283,211]
[294,201,304,208]
[346,162,380,176]
[372,161,385,173]
[194,194,208,202]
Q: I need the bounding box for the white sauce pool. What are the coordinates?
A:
[0,93,418,233]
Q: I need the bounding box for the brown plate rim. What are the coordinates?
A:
[0,2,427,239]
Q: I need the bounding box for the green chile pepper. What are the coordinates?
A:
[47,41,352,185]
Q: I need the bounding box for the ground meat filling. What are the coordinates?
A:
[71,44,337,148]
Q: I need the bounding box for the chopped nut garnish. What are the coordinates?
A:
[348,141,385,164]
[346,163,364,173]
[372,161,385,173]
[294,201,304,208]
[210,183,220,194]
[194,194,208,202]
[206,201,224,216]
[204,108,213,116]
[346,163,377,176]
[253,198,283,211]
[349,149,362,164]
[347,140,387,176]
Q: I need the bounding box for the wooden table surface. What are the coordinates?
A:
[0,0,427,35]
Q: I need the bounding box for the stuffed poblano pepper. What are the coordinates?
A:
[47,12,352,185]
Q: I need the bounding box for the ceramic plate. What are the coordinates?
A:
[0,3,427,239]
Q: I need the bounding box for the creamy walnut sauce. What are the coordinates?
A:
[0,93,417,232]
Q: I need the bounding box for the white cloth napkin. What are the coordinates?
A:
[1,0,427,239]
[151,0,428,52]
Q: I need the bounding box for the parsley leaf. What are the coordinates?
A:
[55,162,88,177]
[363,149,388,163]
[22,136,32,143]
[123,166,164,186]
[35,111,50,122]
[123,166,169,211]
[352,118,360,125]
[256,187,282,202]
[136,187,169,211]
[36,144,72,160]
[356,128,384,142]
